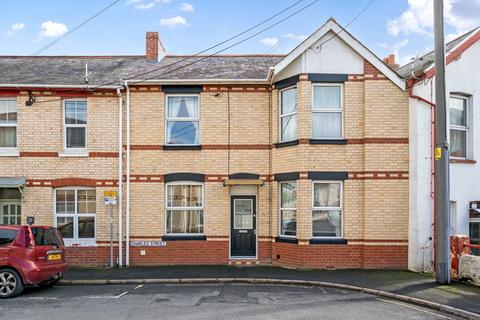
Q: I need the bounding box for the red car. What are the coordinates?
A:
[0,225,68,298]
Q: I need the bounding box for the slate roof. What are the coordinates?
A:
[0,55,285,86]
[397,30,476,79]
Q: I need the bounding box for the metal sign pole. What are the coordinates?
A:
[104,190,118,268]
[110,204,114,268]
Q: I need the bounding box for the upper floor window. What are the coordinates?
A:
[55,188,96,243]
[312,84,343,139]
[280,87,297,142]
[64,100,87,150]
[449,95,468,159]
[166,95,200,145]
[280,181,296,237]
[312,181,342,238]
[166,183,204,234]
[0,99,17,149]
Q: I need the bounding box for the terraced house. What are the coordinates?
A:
[0,19,409,268]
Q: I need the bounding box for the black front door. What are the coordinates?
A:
[231,196,256,257]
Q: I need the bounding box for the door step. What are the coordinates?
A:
[228,259,262,266]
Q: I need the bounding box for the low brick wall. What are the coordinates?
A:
[65,242,408,269]
[459,254,480,286]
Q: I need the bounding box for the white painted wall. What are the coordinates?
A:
[409,39,480,271]
[275,31,364,81]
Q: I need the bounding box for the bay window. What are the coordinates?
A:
[64,100,87,150]
[312,182,342,237]
[0,99,17,149]
[312,84,343,139]
[280,87,297,142]
[166,183,204,234]
[280,182,296,237]
[166,95,200,145]
[449,95,468,158]
[55,188,96,243]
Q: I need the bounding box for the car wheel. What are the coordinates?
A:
[0,269,24,298]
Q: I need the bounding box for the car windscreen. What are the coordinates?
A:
[0,229,18,247]
[31,227,64,247]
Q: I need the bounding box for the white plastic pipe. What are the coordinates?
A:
[125,81,131,266]
[116,87,123,267]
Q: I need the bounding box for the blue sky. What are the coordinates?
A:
[1,0,479,65]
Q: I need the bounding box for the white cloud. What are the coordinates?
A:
[180,3,194,12]
[387,0,480,37]
[159,16,189,28]
[39,21,68,38]
[260,37,279,47]
[126,0,169,10]
[284,33,307,41]
[379,38,414,65]
[6,22,25,36]
[134,2,155,10]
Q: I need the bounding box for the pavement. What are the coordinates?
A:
[62,266,480,317]
[1,283,467,320]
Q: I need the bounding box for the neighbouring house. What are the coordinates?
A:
[401,27,480,272]
[0,18,409,268]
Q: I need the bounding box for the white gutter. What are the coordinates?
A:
[125,81,131,266]
[0,83,119,89]
[116,87,123,267]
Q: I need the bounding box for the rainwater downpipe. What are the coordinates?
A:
[116,87,123,267]
[125,81,131,266]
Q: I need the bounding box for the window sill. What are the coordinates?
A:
[63,239,97,247]
[309,238,347,245]
[450,158,476,164]
[163,145,202,151]
[162,234,207,241]
[275,236,298,244]
[274,140,299,148]
[309,139,347,145]
[59,150,89,158]
[0,149,19,157]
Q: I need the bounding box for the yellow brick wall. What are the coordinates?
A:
[1,73,409,250]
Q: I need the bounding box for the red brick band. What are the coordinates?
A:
[27,178,118,187]
[128,138,408,151]
[17,151,118,158]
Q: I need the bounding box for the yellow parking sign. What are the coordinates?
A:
[103,191,118,205]
[103,191,117,197]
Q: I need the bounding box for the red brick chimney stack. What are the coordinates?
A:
[383,54,399,70]
[146,32,159,63]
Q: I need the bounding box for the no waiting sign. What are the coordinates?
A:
[104,190,117,205]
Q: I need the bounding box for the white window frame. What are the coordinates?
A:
[311,83,344,139]
[279,86,297,142]
[165,181,205,235]
[449,94,469,160]
[62,99,88,154]
[0,97,19,156]
[311,180,343,239]
[54,187,96,246]
[279,181,297,238]
[165,94,201,146]
[0,201,21,225]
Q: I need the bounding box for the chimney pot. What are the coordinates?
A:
[146,32,159,63]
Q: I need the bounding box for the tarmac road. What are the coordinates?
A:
[0,283,464,320]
